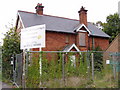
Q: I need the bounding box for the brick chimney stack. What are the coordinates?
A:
[78,6,88,26]
[35,3,44,15]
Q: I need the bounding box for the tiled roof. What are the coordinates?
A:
[18,10,110,38]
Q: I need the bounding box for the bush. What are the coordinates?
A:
[2,27,22,80]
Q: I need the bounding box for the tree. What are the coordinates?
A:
[93,46,103,71]
[102,13,120,42]
[96,21,103,29]
[2,27,22,80]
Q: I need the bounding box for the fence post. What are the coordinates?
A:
[12,54,15,84]
[91,53,94,81]
[87,51,90,79]
[39,50,42,87]
[62,53,65,87]
[22,50,26,88]
[112,55,116,80]
[25,51,29,88]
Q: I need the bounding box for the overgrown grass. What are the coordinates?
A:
[26,53,40,88]
[93,64,118,88]
[25,52,118,88]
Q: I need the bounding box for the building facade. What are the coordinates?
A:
[16,3,110,51]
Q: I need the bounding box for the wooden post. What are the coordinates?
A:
[91,53,94,81]
[22,50,26,88]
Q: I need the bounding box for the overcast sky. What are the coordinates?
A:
[0,0,120,44]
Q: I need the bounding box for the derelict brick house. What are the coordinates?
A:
[16,3,110,52]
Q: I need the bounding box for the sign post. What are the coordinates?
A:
[39,48,42,75]
[39,48,42,86]
[21,24,46,88]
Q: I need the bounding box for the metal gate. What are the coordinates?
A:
[13,53,23,87]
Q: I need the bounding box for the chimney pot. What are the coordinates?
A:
[35,3,44,15]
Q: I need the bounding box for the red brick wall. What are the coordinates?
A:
[21,30,109,51]
[42,31,76,51]
[42,31,109,51]
[89,37,93,50]
[94,37,109,50]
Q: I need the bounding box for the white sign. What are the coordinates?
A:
[106,60,110,64]
[20,24,46,49]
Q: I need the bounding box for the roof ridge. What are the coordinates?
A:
[18,10,79,21]
[44,14,79,21]
[18,10,35,14]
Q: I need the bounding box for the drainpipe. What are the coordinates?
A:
[92,37,95,50]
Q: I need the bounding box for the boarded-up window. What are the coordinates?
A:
[79,33,86,46]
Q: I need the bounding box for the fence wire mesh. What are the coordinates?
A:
[16,51,118,88]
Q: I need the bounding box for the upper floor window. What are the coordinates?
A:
[65,35,69,44]
[79,33,86,46]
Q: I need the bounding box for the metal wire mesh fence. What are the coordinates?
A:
[12,51,120,88]
[19,51,119,88]
[12,53,23,87]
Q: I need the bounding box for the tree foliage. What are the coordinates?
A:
[102,13,120,42]
[93,46,103,71]
[2,27,22,79]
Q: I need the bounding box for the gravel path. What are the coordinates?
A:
[0,81,12,89]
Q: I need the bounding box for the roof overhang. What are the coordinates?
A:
[17,12,25,29]
[89,34,110,38]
